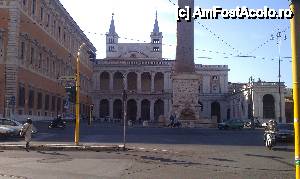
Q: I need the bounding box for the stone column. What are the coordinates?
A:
[151,72,155,92]
[93,74,97,90]
[97,73,101,90]
[124,73,128,90]
[164,99,169,117]
[256,94,262,119]
[137,72,141,92]
[168,71,172,90]
[203,75,210,93]
[109,72,113,91]
[219,75,225,93]
[137,99,141,120]
[224,74,228,93]
[150,100,154,121]
[163,72,169,91]
[109,98,113,119]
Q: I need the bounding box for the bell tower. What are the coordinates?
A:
[106,13,119,58]
[150,11,163,58]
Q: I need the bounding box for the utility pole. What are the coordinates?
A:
[249,76,254,130]
[271,29,287,123]
[290,0,300,178]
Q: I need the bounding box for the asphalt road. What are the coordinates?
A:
[0,121,295,179]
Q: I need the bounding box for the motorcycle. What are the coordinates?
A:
[168,121,182,128]
[48,119,66,129]
[264,131,276,150]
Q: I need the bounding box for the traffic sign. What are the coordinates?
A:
[58,76,76,81]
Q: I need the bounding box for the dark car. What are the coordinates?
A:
[218,119,244,130]
[244,119,262,128]
[275,123,294,142]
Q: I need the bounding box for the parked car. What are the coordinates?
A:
[218,119,244,130]
[275,123,294,142]
[0,126,15,138]
[0,118,37,137]
[244,119,262,128]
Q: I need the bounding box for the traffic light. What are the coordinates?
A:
[90,104,94,111]
[65,86,76,103]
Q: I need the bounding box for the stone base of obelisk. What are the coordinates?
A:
[172,73,201,124]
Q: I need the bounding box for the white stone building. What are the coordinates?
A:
[91,13,286,124]
[228,81,286,123]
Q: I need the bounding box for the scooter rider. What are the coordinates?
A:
[49,114,65,128]
[266,120,277,131]
[55,114,63,123]
[264,120,278,141]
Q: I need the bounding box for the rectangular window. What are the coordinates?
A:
[47,14,50,27]
[153,47,160,52]
[51,96,56,111]
[32,0,36,15]
[58,26,61,38]
[18,85,25,107]
[28,89,34,109]
[37,92,42,109]
[45,94,49,110]
[23,0,26,6]
[46,57,49,72]
[30,47,34,64]
[53,20,56,35]
[153,39,160,43]
[39,53,42,68]
[40,7,44,21]
[21,42,25,59]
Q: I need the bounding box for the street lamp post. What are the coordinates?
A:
[248,76,254,130]
[74,43,85,145]
[271,29,287,123]
[122,89,127,151]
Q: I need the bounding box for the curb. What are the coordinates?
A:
[0,144,126,152]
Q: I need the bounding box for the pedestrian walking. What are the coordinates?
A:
[168,114,175,127]
[21,118,33,152]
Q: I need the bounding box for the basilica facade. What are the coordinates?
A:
[92,13,287,124]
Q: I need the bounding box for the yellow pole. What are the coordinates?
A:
[290,1,300,178]
[75,50,80,145]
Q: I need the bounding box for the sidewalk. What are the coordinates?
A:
[0,142,125,151]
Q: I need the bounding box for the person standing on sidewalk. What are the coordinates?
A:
[21,118,33,152]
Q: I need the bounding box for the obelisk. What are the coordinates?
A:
[175,0,195,73]
[172,0,200,121]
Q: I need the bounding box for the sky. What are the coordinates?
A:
[59,0,293,87]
